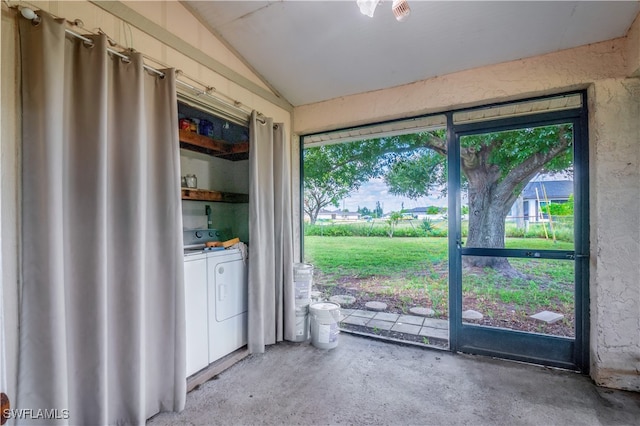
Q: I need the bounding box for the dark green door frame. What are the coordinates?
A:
[447,93,590,372]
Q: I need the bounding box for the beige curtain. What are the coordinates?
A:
[18,13,185,425]
[0,266,6,421]
[248,111,295,353]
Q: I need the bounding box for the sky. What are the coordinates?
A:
[339,177,447,213]
[335,173,570,214]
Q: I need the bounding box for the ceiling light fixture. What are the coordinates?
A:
[391,0,411,22]
[357,0,380,18]
[357,0,410,22]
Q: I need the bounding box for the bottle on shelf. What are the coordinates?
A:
[186,174,197,188]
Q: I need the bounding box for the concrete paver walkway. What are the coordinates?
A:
[340,308,449,344]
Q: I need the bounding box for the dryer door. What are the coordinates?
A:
[215,258,248,321]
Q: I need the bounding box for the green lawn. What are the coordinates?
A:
[304,236,448,277]
[304,235,575,334]
[304,235,573,278]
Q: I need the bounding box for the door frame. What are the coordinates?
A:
[447,93,590,372]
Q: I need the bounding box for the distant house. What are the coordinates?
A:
[406,207,447,220]
[510,180,573,222]
[317,209,360,221]
[407,207,428,220]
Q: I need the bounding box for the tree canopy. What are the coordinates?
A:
[304,123,573,270]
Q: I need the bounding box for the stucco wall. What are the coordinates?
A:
[293,17,640,391]
[627,13,640,78]
[588,78,640,391]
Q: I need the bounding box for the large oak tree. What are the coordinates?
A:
[385,125,573,268]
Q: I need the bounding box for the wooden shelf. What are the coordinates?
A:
[179,129,249,161]
[181,188,249,203]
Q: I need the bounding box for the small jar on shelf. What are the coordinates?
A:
[185,174,197,188]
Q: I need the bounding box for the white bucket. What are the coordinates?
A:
[309,302,340,350]
[293,263,313,301]
[292,304,310,342]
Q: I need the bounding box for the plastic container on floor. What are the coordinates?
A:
[293,263,314,301]
[291,304,310,342]
[309,302,340,350]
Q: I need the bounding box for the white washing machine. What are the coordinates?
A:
[184,252,209,377]
[206,248,248,363]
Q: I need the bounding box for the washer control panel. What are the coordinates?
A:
[184,229,221,246]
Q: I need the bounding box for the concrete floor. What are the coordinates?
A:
[148,333,640,425]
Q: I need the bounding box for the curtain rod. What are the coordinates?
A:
[15,5,258,119]
[65,27,165,78]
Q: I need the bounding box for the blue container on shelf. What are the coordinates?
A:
[198,119,214,138]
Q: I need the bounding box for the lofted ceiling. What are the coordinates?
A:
[183,1,640,107]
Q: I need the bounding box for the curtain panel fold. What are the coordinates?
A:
[248,112,295,353]
[18,13,185,425]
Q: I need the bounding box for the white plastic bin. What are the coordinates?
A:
[292,304,310,342]
[309,302,340,350]
[293,263,314,302]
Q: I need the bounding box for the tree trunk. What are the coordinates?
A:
[464,179,511,270]
[309,206,320,225]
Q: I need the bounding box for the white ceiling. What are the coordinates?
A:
[184,1,640,107]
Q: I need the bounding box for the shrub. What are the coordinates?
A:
[421,218,434,233]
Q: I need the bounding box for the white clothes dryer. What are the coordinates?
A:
[206,248,248,363]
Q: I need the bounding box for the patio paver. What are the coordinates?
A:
[419,326,449,340]
[398,314,425,326]
[351,309,377,319]
[391,322,422,335]
[337,309,450,346]
[341,308,355,317]
[424,318,449,330]
[341,315,370,326]
[374,312,400,322]
[367,319,395,331]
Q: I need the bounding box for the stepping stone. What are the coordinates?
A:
[462,310,484,320]
[365,301,387,311]
[530,310,564,324]
[329,295,356,306]
[409,307,435,317]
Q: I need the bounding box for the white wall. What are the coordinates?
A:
[294,38,626,134]
[293,19,640,390]
[180,149,250,242]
